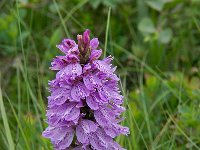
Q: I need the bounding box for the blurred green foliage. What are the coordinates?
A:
[0,0,200,149]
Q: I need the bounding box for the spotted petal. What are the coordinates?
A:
[71,82,90,102]
[64,106,80,121]
[76,124,89,144]
[90,49,102,61]
[81,119,98,133]
[56,63,82,79]
[93,60,112,74]
[104,124,129,138]
[86,96,99,110]
[43,126,74,149]
[50,56,67,70]
[56,39,76,54]
[83,74,102,90]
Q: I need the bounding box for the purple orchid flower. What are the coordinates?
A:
[43,29,129,150]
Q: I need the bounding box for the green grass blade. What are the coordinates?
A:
[63,0,89,24]
[0,74,15,150]
[119,76,149,150]
[151,117,172,148]
[104,7,111,58]
[192,16,200,33]
[112,43,189,100]
[139,60,153,146]
[53,0,70,37]
[168,113,200,149]
[5,94,31,150]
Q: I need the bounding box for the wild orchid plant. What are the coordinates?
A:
[42,29,129,150]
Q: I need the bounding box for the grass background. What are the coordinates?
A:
[0,0,200,149]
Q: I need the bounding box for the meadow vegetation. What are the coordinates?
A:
[0,0,200,149]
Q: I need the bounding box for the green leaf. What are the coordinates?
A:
[146,0,165,11]
[158,28,172,44]
[138,18,155,33]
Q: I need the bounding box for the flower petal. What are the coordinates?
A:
[90,49,102,62]
[43,126,74,149]
[76,124,89,144]
[48,88,71,107]
[64,106,80,121]
[90,38,99,50]
[83,63,92,73]
[102,55,114,64]
[86,96,99,110]
[71,82,90,102]
[55,127,74,149]
[98,86,110,101]
[90,128,111,149]
[56,39,76,54]
[83,74,102,90]
[81,119,98,133]
[104,124,129,138]
[93,60,113,74]
[83,29,90,46]
[56,63,82,79]
[50,57,67,70]
[94,110,110,127]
